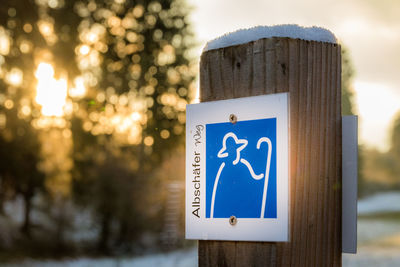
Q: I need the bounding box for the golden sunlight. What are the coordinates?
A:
[37,20,54,37]
[0,27,10,55]
[6,68,23,86]
[78,44,90,55]
[69,76,87,98]
[35,62,67,117]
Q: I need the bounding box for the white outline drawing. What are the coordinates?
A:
[240,159,264,180]
[217,132,247,165]
[210,162,225,219]
[210,132,272,219]
[257,137,272,218]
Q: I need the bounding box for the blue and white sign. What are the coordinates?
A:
[186,93,289,242]
[206,119,277,219]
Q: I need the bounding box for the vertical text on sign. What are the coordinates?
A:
[192,125,204,218]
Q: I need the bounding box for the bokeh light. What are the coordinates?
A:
[35,63,67,117]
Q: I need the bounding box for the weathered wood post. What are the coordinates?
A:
[198,36,342,266]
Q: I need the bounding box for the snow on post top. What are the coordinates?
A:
[204,25,337,52]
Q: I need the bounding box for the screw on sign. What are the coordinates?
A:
[229,215,237,226]
[229,114,237,124]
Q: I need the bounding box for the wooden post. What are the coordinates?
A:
[198,37,342,266]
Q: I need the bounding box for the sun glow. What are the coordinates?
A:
[354,80,400,151]
[35,62,67,117]
[69,76,87,98]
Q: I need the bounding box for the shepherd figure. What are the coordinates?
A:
[210,132,272,218]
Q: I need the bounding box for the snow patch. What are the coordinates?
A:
[204,25,337,52]
[4,196,25,224]
[358,191,400,215]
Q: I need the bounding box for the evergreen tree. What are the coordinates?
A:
[0,105,44,236]
[68,0,196,251]
[0,1,49,235]
[0,0,195,251]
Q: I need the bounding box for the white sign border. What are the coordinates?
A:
[186,93,289,242]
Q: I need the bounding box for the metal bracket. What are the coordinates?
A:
[342,115,358,254]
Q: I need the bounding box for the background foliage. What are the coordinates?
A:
[0,0,399,261]
[0,0,195,257]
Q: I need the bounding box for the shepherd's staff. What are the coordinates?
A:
[257,137,272,218]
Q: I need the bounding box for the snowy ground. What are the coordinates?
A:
[343,247,400,267]
[342,192,400,266]
[343,218,400,267]
[2,192,400,266]
[3,217,399,267]
[1,248,198,267]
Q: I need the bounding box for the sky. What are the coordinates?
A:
[187,0,400,151]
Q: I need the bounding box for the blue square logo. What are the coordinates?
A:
[206,118,277,219]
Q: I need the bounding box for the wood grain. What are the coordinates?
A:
[198,37,342,267]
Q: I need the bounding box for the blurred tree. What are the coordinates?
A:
[0,105,45,236]
[68,0,196,252]
[0,0,195,252]
[0,1,51,235]
[358,113,400,196]
[387,112,400,186]
[390,112,400,160]
[341,46,369,197]
[341,46,355,116]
